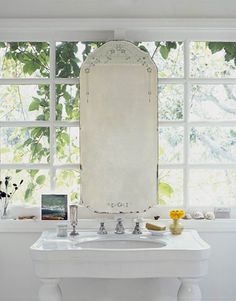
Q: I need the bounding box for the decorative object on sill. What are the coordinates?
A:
[146,222,167,236]
[41,194,68,220]
[57,222,68,237]
[183,212,192,220]
[0,177,24,219]
[70,204,79,236]
[146,222,166,231]
[9,204,40,220]
[18,215,37,220]
[192,211,204,220]
[154,215,160,220]
[214,207,231,219]
[204,211,215,220]
[169,210,185,235]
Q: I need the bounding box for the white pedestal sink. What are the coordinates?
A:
[31,229,210,301]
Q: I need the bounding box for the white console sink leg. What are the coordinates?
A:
[38,279,62,301]
[177,278,201,301]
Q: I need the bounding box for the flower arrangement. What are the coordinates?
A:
[169,209,185,220]
[0,176,24,218]
[169,209,185,235]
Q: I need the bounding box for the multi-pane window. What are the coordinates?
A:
[0,40,236,207]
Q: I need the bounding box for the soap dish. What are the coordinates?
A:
[148,229,168,236]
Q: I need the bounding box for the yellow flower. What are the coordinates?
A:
[169,209,185,220]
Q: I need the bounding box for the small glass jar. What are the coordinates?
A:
[57,222,68,237]
[169,219,183,235]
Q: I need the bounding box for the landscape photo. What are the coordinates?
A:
[41,194,68,220]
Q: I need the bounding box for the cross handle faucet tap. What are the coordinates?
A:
[115,218,125,234]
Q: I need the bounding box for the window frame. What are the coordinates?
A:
[1,18,236,209]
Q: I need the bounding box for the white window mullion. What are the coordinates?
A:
[184,40,190,209]
[0,163,50,169]
[158,78,186,84]
[159,121,185,126]
[54,121,80,127]
[0,78,50,85]
[0,121,50,127]
[160,163,236,169]
[55,78,79,85]
[49,41,56,191]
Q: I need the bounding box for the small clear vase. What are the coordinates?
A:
[169,219,183,235]
[0,204,8,219]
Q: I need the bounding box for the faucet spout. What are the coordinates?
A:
[115,218,125,234]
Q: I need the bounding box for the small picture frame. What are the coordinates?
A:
[41,194,68,220]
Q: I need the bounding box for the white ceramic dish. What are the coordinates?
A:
[148,229,168,236]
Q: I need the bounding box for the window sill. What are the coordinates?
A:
[0,218,236,233]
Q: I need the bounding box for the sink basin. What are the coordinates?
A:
[76,238,166,250]
[31,230,210,279]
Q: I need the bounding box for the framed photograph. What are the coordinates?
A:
[41,194,68,220]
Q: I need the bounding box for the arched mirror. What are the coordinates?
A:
[80,41,158,215]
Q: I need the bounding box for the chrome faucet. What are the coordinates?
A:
[97,222,108,235]
[132,221,142,235]
[115,218,125,234]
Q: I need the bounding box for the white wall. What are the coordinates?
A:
[0,224,236,301]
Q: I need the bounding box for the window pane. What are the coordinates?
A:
[0,85,50,121]
[190,42,236,78]
[190,84,236,121]
[56,84,79,120]
[158,169,183,205]
[140,41,184,78]
[159,127,184,163]
[55,169,80,202]
[56,127,79,164]
[0,169,49,204]
[56,42,104,78]
[189,127,236,163]
[189,169,236,206]
[0,42,49,78]
[0,127,50,163]
[159,84,184,120]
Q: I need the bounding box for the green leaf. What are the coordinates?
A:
[158,182,174,198]
[166,42,177,50]
[160,46,170,60]
[36,114,46,121]
[39,99,49,107]
[159,146,165,157]
[29,170,39,177]
[29,99,40,111]
[36,175,46,185]
[208,42,225,54]
[138,45,148,53]
[31,142,42,154]
[71,191,78,201]
[23,138,32,147]
[61,132,70,144]
[158,198,167,205]
[24,183,35,201]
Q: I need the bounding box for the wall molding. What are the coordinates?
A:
[1,18,236,31]
[1,18,236,41]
